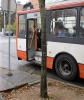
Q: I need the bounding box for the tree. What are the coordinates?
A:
[10,22,16,34]
[38,0,48,98]
[0,12,4,30]
[0,11,16,32]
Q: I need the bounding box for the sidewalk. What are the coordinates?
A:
[0,68,40,92]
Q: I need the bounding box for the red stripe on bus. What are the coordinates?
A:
[18,9,39,15]
[17,50,27,61]
[46,57,54,69]
[78,64,84,79]
[0,85,7,90]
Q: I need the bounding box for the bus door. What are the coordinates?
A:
[27,12,41,61]
[27,19,37,60]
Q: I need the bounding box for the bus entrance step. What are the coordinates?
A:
[35,55,42,62]
[32,60,41,65]
[35,51,42,56]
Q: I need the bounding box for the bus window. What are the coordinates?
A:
[51,8,77,37]
[80,8,84,37]
[37,17,41,30]
[18,15,26,38]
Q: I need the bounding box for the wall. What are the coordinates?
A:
[29,0,39,9]
[17,4,23,12]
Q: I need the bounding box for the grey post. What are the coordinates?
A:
[4,11,6,34]
[7,0,12,76]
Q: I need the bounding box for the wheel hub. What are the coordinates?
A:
[59,59,72,76]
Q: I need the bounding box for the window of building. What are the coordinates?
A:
[51,8,77,37]
[80,8,84,37]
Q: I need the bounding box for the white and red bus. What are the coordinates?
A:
[16,1,84,81]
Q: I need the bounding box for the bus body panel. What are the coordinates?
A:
[17,50,27,61]
[46,57,54,69]
[78,64,84,79]
[17,38,27,60]
[17,38,26,51]
[47,41,84,64]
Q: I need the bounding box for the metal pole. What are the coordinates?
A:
[7,0,12,76]
[4,11,6,34]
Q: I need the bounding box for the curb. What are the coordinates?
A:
[48,78,84,90]
[28,79,40,86]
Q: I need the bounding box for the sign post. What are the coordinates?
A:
[1,0,17,76]
[4,11,6,34]
[7,0,12,76]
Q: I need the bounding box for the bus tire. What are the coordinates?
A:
[55,54,78,81]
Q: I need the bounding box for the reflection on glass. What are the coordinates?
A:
[19,15,26,35]
[80,8,84,37]
[51,9,77,37]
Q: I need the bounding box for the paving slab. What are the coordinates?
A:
[0,77,14,91]
[0,68,40,92]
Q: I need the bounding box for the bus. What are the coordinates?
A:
[16,1,84,81]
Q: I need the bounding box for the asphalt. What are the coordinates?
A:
[0,67,40,92]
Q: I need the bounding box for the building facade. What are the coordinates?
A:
[17,3,23,12]
[29,0,39,9]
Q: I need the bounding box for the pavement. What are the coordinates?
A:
[0,33,40,99]
[0,67,40,92]
[0,34,40,92]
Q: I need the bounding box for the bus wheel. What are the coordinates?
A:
[55,54,78,81]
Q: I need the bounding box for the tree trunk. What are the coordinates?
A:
[38,0,48,98]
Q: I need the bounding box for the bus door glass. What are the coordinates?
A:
[27,19,36,60]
